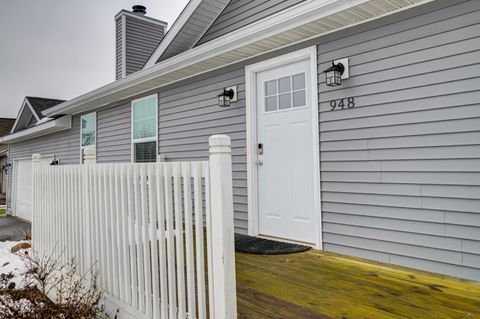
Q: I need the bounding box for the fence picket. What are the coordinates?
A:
[164,163,177,319]
[93,165,102,286]
[193,162,207,319]
[75,167,80,263]
[119,164,130,304]
[140,164,153,317]
[173,162,186,318]
[182,162,197,318]
[155,164,169,319]
[127,164,138,309]
[147,164,160,318]
[133,164,146,313]
[101,166,109,289]
[65,166,71,261]
[203,161,214,318]
[107,166,117,298]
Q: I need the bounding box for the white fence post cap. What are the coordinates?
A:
[84,146,97,164]
[209,135,231,154]
[32,153,42,162]
[84,146,96,156]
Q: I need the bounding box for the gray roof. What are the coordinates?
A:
[26,97,65,119]
[144,0,230,67]
[0,118,15,137]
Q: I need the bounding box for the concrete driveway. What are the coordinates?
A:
[0,216,31,241]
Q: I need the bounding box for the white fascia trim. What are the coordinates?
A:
[10,98,40,133]
[0,115,72,144]
[43,0,433,118]
[144,0,202,68]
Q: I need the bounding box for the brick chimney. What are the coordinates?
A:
[115,5,167,80]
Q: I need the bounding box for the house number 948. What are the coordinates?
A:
[330,97,355,111]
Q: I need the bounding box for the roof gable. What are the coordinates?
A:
[26,96,65,119]
[143,0,230,68]
[10,97,65,133]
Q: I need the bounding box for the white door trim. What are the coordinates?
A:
[245,46,322,248]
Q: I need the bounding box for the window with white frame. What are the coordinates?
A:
[80,113,96,163]
[132,94,158,163]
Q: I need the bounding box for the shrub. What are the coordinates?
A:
[0,247,106,319]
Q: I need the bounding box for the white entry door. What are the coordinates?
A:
[15,156,53,221]
[256,59,316,244]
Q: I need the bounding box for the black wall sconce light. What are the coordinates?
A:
[50,159,60,166]
[323,58,349,87]
[218,86,237,107]
[2,163,11,174]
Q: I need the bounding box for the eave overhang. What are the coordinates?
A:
[43,0,432,117]
[0,115,72,144]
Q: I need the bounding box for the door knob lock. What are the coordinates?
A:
[256,159,263,166]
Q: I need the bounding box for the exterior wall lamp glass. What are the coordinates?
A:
[323,58,350,87]
[323,62,345,86]
[217,86,237,107]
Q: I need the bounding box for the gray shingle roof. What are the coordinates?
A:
[0,118,15,137]
[26,97,65,119]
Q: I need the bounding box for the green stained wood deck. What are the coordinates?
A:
[236,250,480,319]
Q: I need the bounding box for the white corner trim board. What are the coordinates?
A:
[245,46,322,248]
[42,0,433,118]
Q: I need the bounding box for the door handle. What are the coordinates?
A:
[256,159,263,166]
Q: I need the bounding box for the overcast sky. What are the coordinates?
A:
[0,0,189,119]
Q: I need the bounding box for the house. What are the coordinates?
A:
[0,118,15,201]
[1,0,479,282]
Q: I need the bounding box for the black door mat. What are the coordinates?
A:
[235,233,311,255]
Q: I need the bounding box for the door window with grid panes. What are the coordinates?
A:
[264,73,306,112]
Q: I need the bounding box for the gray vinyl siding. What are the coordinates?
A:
[96,101,132,163]
[124,16,164,76]
[115,17,123,80]
[195,0,307,46]
[317,0,480,281]
[158,68,247,229]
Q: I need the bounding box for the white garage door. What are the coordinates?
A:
[15,156,53,221]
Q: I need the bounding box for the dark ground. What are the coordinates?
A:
[0,216,31,241]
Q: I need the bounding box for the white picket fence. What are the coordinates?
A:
[31,135,237,319]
